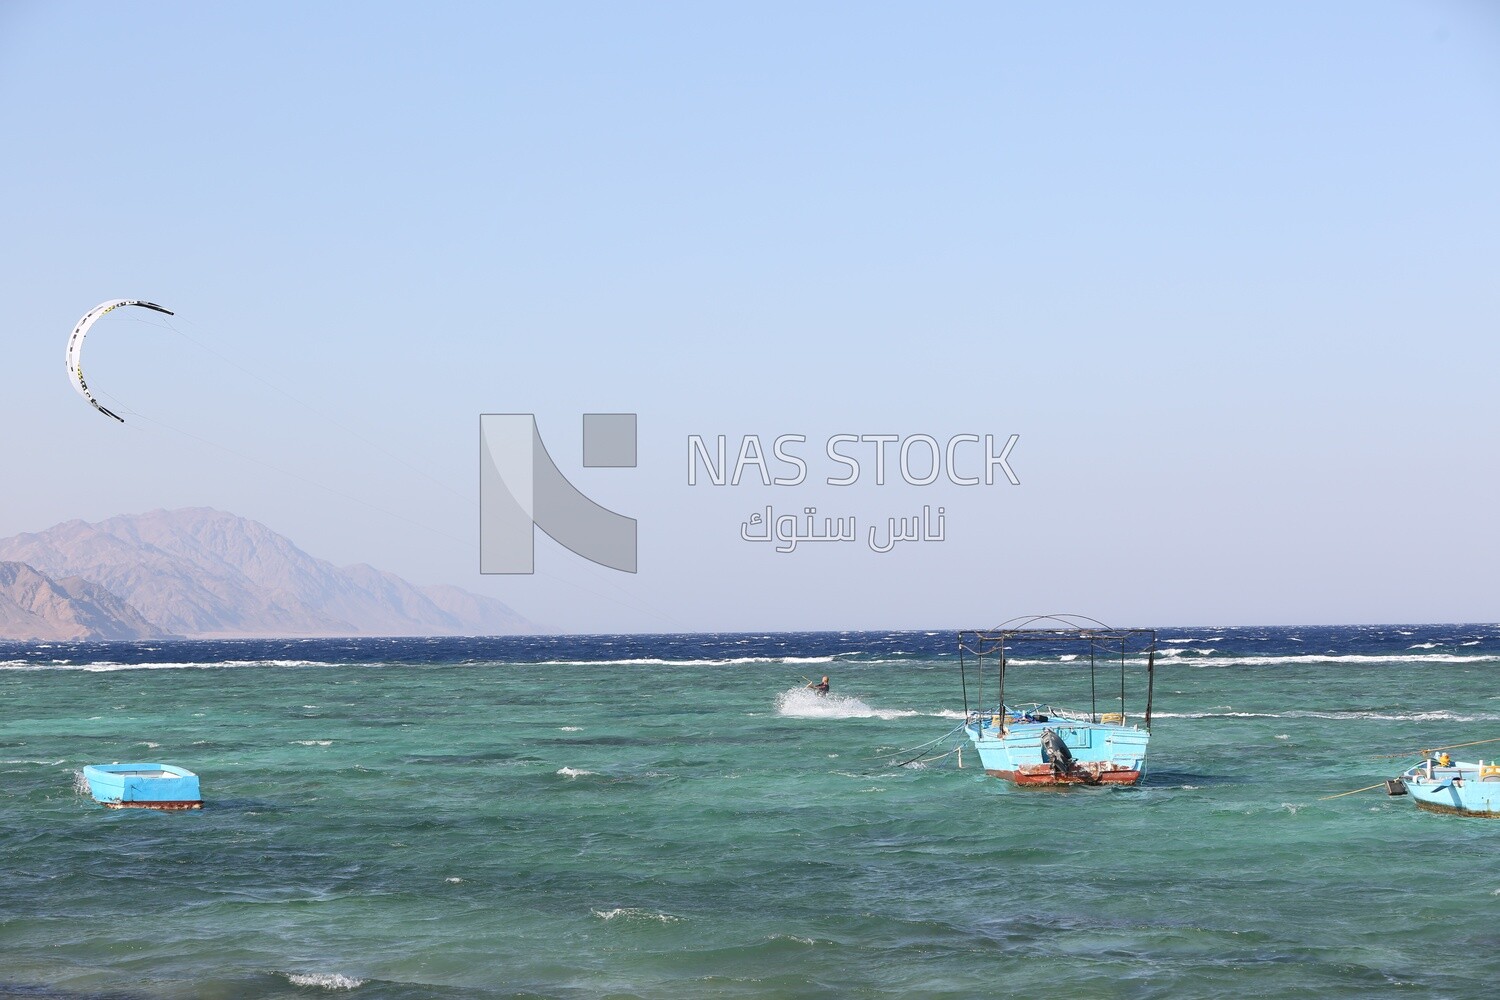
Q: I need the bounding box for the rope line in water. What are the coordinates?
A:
[1318,781,1393,801]
[890,744,965,770]
[1370,736,1500,759]
[874,723,968,769]
[864,722,965,762]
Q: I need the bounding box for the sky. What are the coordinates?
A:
[2,2,1498,632]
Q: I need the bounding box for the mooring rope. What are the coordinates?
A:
[1370,736,1500,759]
[864,722,965,760]
[1319,781,1394,801]
[893,744,963,769]
[886,742,950,769]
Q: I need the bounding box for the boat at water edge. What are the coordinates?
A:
[958,616,1157,787]
[81,763,202,810]
[1389,754,1500,817]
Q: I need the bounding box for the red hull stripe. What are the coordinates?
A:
[986,768,1142,787]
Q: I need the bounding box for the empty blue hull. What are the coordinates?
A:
[82,763,202,810]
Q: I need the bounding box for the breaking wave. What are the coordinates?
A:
[591,907,681,923]
[1169,653,1493,667]
[281,971,365,990]
[530,655,837,667]
[0,659,346,672]
[1155,709,1500,722]
[1004,652,1494,668]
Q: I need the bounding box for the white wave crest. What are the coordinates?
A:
[591,907,681,923]
[767,932,817,945]
[0,659,345,673]
[1166,653,1493,667]
[1156,709,1500,722]
[531,655,837,667]
[557,767,598,778]
[1001,650,1494,669]
[282,972,365,989]
[1153,711,1279,719]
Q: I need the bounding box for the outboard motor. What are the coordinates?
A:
[1040,728,1074,772]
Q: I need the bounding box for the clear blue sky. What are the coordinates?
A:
[2,2,1497,632]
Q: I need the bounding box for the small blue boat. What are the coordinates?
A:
[82,763,202,810]
[958,617,1157,787]
[1393,755,1500,817]
[963,707,1152,786]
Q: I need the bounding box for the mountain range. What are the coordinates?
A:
[0,508,530,640]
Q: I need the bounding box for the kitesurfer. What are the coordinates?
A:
[806,675,830,695]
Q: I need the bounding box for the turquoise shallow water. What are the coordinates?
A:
[1,626,1497,999]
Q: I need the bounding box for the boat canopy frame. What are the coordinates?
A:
[957,614,1157,730]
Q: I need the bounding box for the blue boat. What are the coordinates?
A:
[958,617,1157,787]
[82,763,202,810]
[1392,755,1500,817]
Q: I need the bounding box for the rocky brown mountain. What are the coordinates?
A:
[0,508,529,639]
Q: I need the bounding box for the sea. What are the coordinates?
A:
[1,623,1497,999]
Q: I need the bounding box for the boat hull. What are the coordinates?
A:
[985,765,1143,786]
[82,764,202,810]
[965,717,1149,788]
[1400,761,1500,818]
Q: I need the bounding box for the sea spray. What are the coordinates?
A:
[774,686,922,720]
[282,972,365,990]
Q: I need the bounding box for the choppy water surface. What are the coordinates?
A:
[2,625,1497,998]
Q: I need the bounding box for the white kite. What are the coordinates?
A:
[65,299,174,422]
